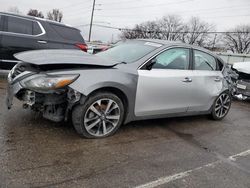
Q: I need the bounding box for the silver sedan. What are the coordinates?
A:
[6,39,231,138]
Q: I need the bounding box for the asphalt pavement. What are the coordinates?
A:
[0,79,249,188]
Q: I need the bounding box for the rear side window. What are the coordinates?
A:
[7,16,32,35]
[194,50,217,71]
[33,22,42,35]
[50,24,83,41]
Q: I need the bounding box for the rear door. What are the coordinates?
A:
[135,47,193,117]
[187,49,224,112]
[0,15,46,70]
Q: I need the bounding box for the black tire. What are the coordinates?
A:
[72,92,125,138]
[211,91,231,120]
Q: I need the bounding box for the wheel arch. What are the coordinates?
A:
[76,84,131,122]
[87,86,129,112]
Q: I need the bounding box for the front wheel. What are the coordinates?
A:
[72,92,125,138]
[211,91,231,120]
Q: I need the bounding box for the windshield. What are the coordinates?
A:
[96,41,161,63]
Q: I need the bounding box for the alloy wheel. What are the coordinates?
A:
[84,98,121,137]
[214,93,231,118]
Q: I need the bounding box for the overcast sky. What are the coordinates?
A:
[1,0,250,42]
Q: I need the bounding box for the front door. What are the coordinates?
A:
[135,47,193,117]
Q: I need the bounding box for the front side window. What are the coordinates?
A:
[7,16,33,35]
[152,48,190,70]
[194,50,217,71]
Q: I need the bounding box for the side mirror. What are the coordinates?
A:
[146,59,157,70]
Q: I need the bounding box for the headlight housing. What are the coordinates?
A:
[21,74,79,91]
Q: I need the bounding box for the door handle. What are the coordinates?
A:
[214,77,221,82]
[182,77,192,83]
[37,40,47,44]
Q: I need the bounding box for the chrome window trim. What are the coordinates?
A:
[0,59,22,63]
[0,13,46,37]
[138,46,192,70]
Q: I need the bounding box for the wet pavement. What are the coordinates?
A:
[0,79,249,188]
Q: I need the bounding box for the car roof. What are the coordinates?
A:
[135,38,220,58]
[136,39,201,48]
[0,11,79,30]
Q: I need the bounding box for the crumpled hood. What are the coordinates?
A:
[233,62,250,74]
[14,49,118,67]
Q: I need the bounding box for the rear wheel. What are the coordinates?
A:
[211,91,231,120]
[72,92,125,138]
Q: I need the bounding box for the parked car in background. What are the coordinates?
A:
[0,12,87,70]
[87,43,111,54]
[232,62,250,100]
[6,39,232,138]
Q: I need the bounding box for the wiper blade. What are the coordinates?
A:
[114,61,127,66]
[120,62,127,64]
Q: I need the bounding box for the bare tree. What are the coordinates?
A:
[120,15,215,48]
[8,6,22,14]
[223,25,250,54]
[47,9,63,22]
[120,28,137,40]
[159,15,184,41]
[121,15,184,40]
[120,21,161,39]
[180,17,214,47]
[27,9,44,18]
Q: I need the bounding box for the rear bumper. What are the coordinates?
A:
[6,81,23,109]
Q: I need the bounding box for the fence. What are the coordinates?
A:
[217,52,250,64]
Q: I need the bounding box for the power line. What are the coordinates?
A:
[87,14,250,26]
[58,0,92,9]
[98,0,193,11]
[60,6,92,14]
[94,3,250,17]
[202,14,250,19]
[76,24,250,34]
[97,0,143,5]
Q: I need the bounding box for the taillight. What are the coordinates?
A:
[75,43,88,52]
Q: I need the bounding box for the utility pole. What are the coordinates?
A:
[88,0,96,42]
[212,33,217,51]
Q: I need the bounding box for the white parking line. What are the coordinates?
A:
[229,150,250,161]
[135,149,250,188]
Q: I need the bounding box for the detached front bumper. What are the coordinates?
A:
[6,79,23,109]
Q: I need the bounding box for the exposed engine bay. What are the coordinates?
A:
[16,88,81,122]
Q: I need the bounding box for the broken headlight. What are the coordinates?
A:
[21,74,79,91]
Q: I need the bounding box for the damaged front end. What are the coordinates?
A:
[6,63,82,122]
